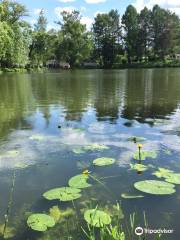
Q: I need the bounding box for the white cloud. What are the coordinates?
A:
[81,16,94,30]
[58,0,75,2]
[85,0,106,4]
[133,0,180,13]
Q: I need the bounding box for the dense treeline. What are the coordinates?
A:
[0,0,180,69]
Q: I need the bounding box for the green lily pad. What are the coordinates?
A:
[29,134,44,141]
[93,157,115,166]
[84,209,111,228]
[69,174,91,189]
[43,187,81,201]
[165,174,180,184]
[152,168,174,178]
[134,180,175,195]
[128,136,146,142]
[130,163,148,172]
[84,144,109,151]
[121,193,144,199]
[27,214,55,232]
[72,147,85,154]
[133,151,157,160]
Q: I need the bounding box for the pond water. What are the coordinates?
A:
[0,69,180,240]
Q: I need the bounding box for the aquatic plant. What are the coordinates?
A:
[49,206,61,223]
[0,224,16,239]
[152,168,174,178]
[134,180,176,195]
[29,134,44,141]
[133,150,157,160]
[84,144,109,151]
[152,168,180,184]
[164,173,180,184]
[72,147,85,154]
[121,193,144,199]
[27,214,55,232]
[93,157,115,166]
[69,174,91,189]
[73,144,109,154]
[43,187,82,201]
[84,208,111,227]
[130,163,148,172]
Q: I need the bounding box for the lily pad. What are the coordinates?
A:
[93,157,115,166]
[84,209,111,228]
[133,151,157,160]
[69,174,91,189]
[121,193,144,199]
[84,144,109,151]
[165,174,180,184]
[43,187,81,201]
[27,214,55,232]
[29,134,44,141]
[128,136,146,142]
[130,163,148,172]
[134,180,175,195]
[72,147,85,154]
[152,168,174,179]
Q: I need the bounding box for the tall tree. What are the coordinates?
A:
[34,9,47,32]
[29,10,49,66]
[151,5,179,59]
[93,10,121,68]
[56,11,92,67]
[122,5,139,63]
[137,7,152,61]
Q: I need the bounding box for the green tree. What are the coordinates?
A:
[29,10,49,66]
[0,0,30,67]
[34,9,47,32]
[122,5,139,63]
[151,5,180,59]
[56,11,92,67]
[137,7,152,61]
[93,10,121,68]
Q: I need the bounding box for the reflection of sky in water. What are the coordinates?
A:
[0,105,180,171]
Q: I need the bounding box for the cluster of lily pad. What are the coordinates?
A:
[27,142,117,232]
[27,136,180,234]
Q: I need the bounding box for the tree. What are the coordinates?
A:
[122,5,139,63]
[151,5,180,59]
[0,0,30,67]
[29,10,49,66]
[56,11,92,67]
[34,9,47,33]
[0,0,27,24]
[93,10,121,68]
[137,7,152,61]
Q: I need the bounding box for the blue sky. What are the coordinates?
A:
[18,0,180,30]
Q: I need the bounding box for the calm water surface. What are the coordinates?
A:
[0,69,180,239]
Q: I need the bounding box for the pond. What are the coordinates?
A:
[0,69,179,239]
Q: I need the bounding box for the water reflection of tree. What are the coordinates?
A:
[0,74,34,139]
[93,71,126,122]
[122,69,180,124]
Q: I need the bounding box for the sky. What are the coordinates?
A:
[18,0,180,30]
